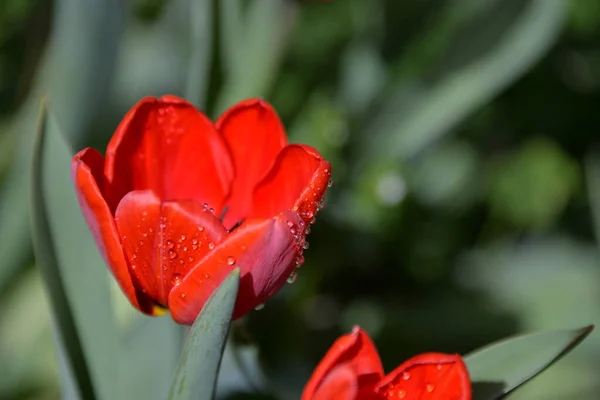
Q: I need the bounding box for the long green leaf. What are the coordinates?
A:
[169,268,240,400]
[0,0,124,292]
[364,0,567,163]
[30,102,119,400]
[465,325,594,400]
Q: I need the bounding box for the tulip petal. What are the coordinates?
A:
[169,210,303,324]
[103,95,234,214]
[72,148,156,314]
[252,144,331,225]
[114,191,228,306]
[216,99,287,228]
[374,353,471,400]
[302,327,384,400]
[309,364,359,400]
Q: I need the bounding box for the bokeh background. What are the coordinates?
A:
[1,0,599,399]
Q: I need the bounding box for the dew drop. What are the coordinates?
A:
[167,240,175,249]
[204,272,211,279]
[171,274,182,286]
[426,384,435,393]
[168,249,177,259]
[132,254,137,260]
[255,303,265,311]
[286,220,294,228]
[197,226,205,232]
[398,389,406,399]
[188,256,194,263]
[303,242,310,250]
[139,240,144,246]
[162,264,167,271]
[192,238,199,245]
[327,179,333,188]
[227,256,236,266]
[436,364,443,371]
[180,292,186,299]
[208,242,215,250]
[180,234,187,242]
[402,372,411,381]
[287,270,298,284]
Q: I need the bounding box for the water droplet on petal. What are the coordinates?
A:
[402,372,411,381]
[208,242,215,250]
[168,249,177,259]
[192,238,199,245]
[426,384,435,393]
[197,226,205,232]
[227,256,236,266]
[204,272,211,279]
[179,234,186,242]
[171,273,182,286]
[167,240,175,249]
[303,242,310,250]
[255,303,265,311]
[327,179,333,188]
[287,270,298,284]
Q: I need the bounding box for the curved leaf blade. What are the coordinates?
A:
[169,268,240,400]
[30,101,119,400]
[465,325,594,400]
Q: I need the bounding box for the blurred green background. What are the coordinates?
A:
[1,0,600,399]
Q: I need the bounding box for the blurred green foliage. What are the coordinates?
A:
[1,0,600,399]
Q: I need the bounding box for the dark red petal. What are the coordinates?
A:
[169,210,303,324]
[302,327,384,400]
[71,148,156,314]
[252,144,331,225]
[216,99,287,227]
[375,353,471,400]
[307,364,359,400]
[114,191,227,306]
[103,95,234,213]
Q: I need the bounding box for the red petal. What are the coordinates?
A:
[114,191,227,306]
[375,353,471,400]
[309,364,359,400]
[252,144,331,225]
[302,327,384,400]
[216,99,287,228]
[71,148,156,314]
[103,95,234,214]
[169,210,303,324]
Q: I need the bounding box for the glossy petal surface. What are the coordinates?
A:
[311,364,359,400]
[169,210,303,324]
[375,353,471,400]
[253,144,331,225]
[217,99,287,228]
[114,190,227,305]
[103,96,234,213]
[302,327,384,400]
[72,148,155,314]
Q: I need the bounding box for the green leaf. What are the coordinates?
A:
[464,325,594,400]
[364,0,567,162]
[120,317,183,400]
[169,268,240,400]
[215,0,288,114]
[30,101,119,400]
[184,0,213,108]
[0,0,124,292]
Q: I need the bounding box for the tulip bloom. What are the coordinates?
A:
[72,95,331,324]
[302,327,471,400]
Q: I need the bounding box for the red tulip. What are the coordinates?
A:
[71,95,331,324]
[302,327,471,400]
